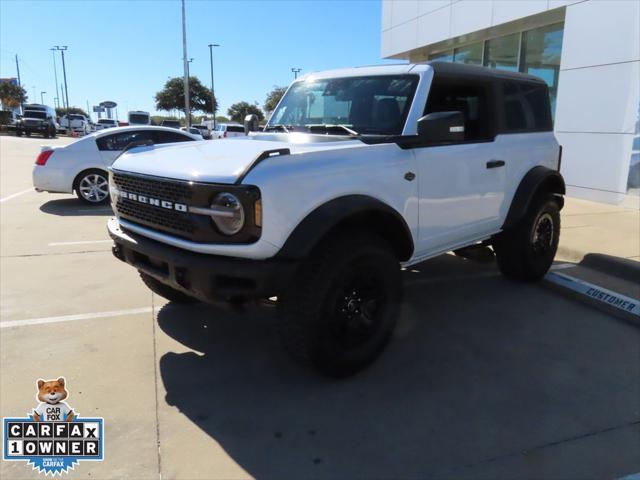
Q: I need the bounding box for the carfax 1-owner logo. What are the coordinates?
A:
[2,377,104,475]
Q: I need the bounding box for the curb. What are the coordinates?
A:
[579,253,640,284]
[544,255,640,325]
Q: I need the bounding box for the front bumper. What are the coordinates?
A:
[108,217,297,303]
[19,124,48,132]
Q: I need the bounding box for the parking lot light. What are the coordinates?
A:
[208,43,220,129]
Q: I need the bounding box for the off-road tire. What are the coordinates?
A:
[278,231,402,377]
[494,195,561,281]
[139,272,198,303]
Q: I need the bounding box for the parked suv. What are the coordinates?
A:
[108,63,564,376]
[212,123,245,139]
[59,114,91,135]
[16,104,58,138]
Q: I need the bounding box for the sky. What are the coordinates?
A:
[0,0,398,120]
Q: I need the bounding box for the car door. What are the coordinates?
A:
[414,76,506,254]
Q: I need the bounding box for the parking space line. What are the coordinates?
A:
[0,188,33,203]
[545,271,639,316]
[0,307,152,329]
[48,240,111,246]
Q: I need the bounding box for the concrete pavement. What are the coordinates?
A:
[558,196,640,263]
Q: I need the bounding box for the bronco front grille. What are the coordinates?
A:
[111,170,262,244]
[117,199,195,235]
[112,172,192,203]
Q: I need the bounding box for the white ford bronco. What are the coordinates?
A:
[108,62,564,376]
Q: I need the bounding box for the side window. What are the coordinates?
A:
[501,81,552,132]
[95,131,153,151]
[153,131,194,144]
[425,78,493,142]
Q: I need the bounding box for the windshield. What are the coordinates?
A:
[24,110,46,119]
[267,75,418,135]
[98,119,115,124]
[129,114,149,124]
[69,114,83,120]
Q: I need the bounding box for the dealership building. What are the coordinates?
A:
[381,0,639,204]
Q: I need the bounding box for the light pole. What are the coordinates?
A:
[52,46,69,110]
[291,67,301,79]
[208,43,220,128]
[181,0,191,127]
[41,91,46,104]
[50,48,60,109]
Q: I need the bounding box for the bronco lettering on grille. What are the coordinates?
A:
[120,191,187,212]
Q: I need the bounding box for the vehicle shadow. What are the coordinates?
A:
[39,198,113,217]
[156,254,640,478]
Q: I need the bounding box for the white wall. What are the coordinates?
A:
[381,0,640,204]
[381,0,579,58]
[554,0,639,203]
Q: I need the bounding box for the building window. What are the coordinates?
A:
[453,42,483,65]
[520,23,564,118]
[483,33,520,71]
[428,51,453,62]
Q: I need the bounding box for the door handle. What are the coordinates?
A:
[486,160,505,169]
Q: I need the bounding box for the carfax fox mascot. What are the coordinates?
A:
[32,377,75,422]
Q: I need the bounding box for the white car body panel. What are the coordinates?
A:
[32,126,199,194]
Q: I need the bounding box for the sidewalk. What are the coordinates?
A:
[546,195,640,322]
[557,196,640,263]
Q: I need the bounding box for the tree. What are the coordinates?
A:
[0,81,27,109]
[227,102,264,123]
[264,86,287,113]
[56,107,89,118]
[155,76,217,117]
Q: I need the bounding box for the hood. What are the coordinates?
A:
[111,133,364,184]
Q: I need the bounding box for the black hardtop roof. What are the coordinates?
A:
[427,61,547,85]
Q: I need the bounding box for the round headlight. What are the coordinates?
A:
[211,192,245,235]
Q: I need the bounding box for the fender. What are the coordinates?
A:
[277,195,414,261]
[503,166,565,230]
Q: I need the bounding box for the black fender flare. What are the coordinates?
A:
[503,166,565,230]
[277,195,414,261]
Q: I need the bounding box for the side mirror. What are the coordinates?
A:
[244,114,259,134]
[417,111,465,143]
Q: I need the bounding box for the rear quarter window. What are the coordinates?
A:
[501,80,552,132]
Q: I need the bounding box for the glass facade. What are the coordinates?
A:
[483,33,520,71]
[453,42,483,65]
[521,23,564,117]
[428,51,453,62]
[426,23,564,118]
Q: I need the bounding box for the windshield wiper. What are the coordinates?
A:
[306,124,359,136]
[263,124,291,133]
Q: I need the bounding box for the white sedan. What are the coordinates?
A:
[33,126,200,205]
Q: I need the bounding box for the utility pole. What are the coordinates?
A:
[208,43,219,128]
[41,91,46,104]
[291,67,301,79]
[53,46,69,111]
[50,48,60,110]
[181,0,191,127]
[15,55,22,112]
